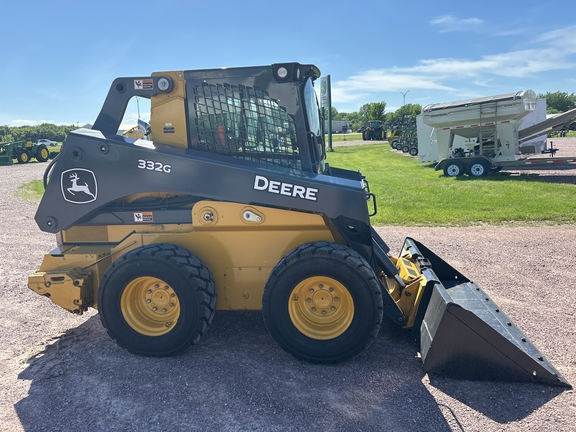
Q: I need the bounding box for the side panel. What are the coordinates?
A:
[35,130,371,243]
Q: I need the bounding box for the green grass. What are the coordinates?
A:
[15,142,576,226]
[324,133,362,142]
[15,179,45,203]
[326,143,576,226]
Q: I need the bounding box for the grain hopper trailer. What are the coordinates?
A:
[28,63,569,387]
[421,91,576,176]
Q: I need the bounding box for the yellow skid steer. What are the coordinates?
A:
[29,63,569,387]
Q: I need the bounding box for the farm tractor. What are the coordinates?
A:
[0,140,50,165]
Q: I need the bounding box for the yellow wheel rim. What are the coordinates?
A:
[288,276,354,340]
[21,153,29,162]
[120,277,180,336]
[40,148,49,159]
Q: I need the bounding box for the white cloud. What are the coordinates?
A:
[12,119,54,126]
[430,15,484,33]
[331,24,576,108]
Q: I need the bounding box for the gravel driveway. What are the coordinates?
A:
[1,146,575,431]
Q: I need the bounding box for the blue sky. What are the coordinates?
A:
[2,0,575,127]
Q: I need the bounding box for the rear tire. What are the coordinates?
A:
[98,243,216,357]
[468,160,490,177]
[443,161,464,177]
[409,147,418,156]
[17,150,30,164]
[262,241,383,363]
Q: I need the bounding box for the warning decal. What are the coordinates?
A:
[134,212,153,222]
[134,79,154,90]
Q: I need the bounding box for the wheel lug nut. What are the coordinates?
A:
[331,306,336,311]
[306,298,311,303]
[162,308,167,313]
[147,290,152,294]
[322,310,326,315]
[329,287,333,292]
[311,307,316,312]
[146,299,151,303]
[170,293,175,298]
[309,288,314,293]
[154,284,159,288]
[334,297,339,301]
[164,285,169,290]
[319,284,324,289]
[152,307,157,311]
[169,303,174,307]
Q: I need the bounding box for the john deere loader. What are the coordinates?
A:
[28,63,569,387]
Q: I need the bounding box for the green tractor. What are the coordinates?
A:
[362,121,386,141]
[0,140,51,165]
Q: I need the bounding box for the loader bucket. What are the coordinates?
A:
[401,238,571,388]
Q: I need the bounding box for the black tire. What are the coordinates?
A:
[401,144,410,153]
[443,161,464,177]
[98,243,216,357]
[17,149,31,164]
[468,160,490,177]
[36,144,49,162]
[391,139,400,149]
[262,241,383,363]
[409,147,418,156]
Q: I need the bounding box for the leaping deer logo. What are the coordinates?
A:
[67,172,96,199]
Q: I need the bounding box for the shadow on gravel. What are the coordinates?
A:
[15,312,454,432]
[427,377,565,423]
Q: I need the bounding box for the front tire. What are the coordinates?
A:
[98,243,216,357]
[36,144,49,162]
[262,242,383,363]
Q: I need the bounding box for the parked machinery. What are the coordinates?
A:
[362,120,386,140]
[421,91,576,176]
[28,64,569,387]
[0,140,50,165]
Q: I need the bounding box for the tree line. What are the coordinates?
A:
[329,102,422,132]
[3,91,573,142]
[0,123,76,144]
[330,91,576,132]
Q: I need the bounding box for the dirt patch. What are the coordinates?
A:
[0,162,574,431]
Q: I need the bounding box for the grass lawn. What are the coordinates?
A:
[16,141,576,227]
[326,143,576,226]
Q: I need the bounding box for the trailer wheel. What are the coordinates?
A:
[468,161,490,177]
[36,144,49,162]
[401,144,410,153]
[262,241,383,363]
[17,149,31,164]
[391,139,399,149]
[409,147,418,156]
[443,161,464,177]
[98,243,216,357]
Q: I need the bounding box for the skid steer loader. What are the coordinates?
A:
[29,63,569,387]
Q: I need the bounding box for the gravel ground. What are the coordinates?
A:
[1,142,575,431]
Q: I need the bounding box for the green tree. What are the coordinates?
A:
[537,91,576,113]
[391,103,422,119]
[358,102,387,124]
[369,102,386,121]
